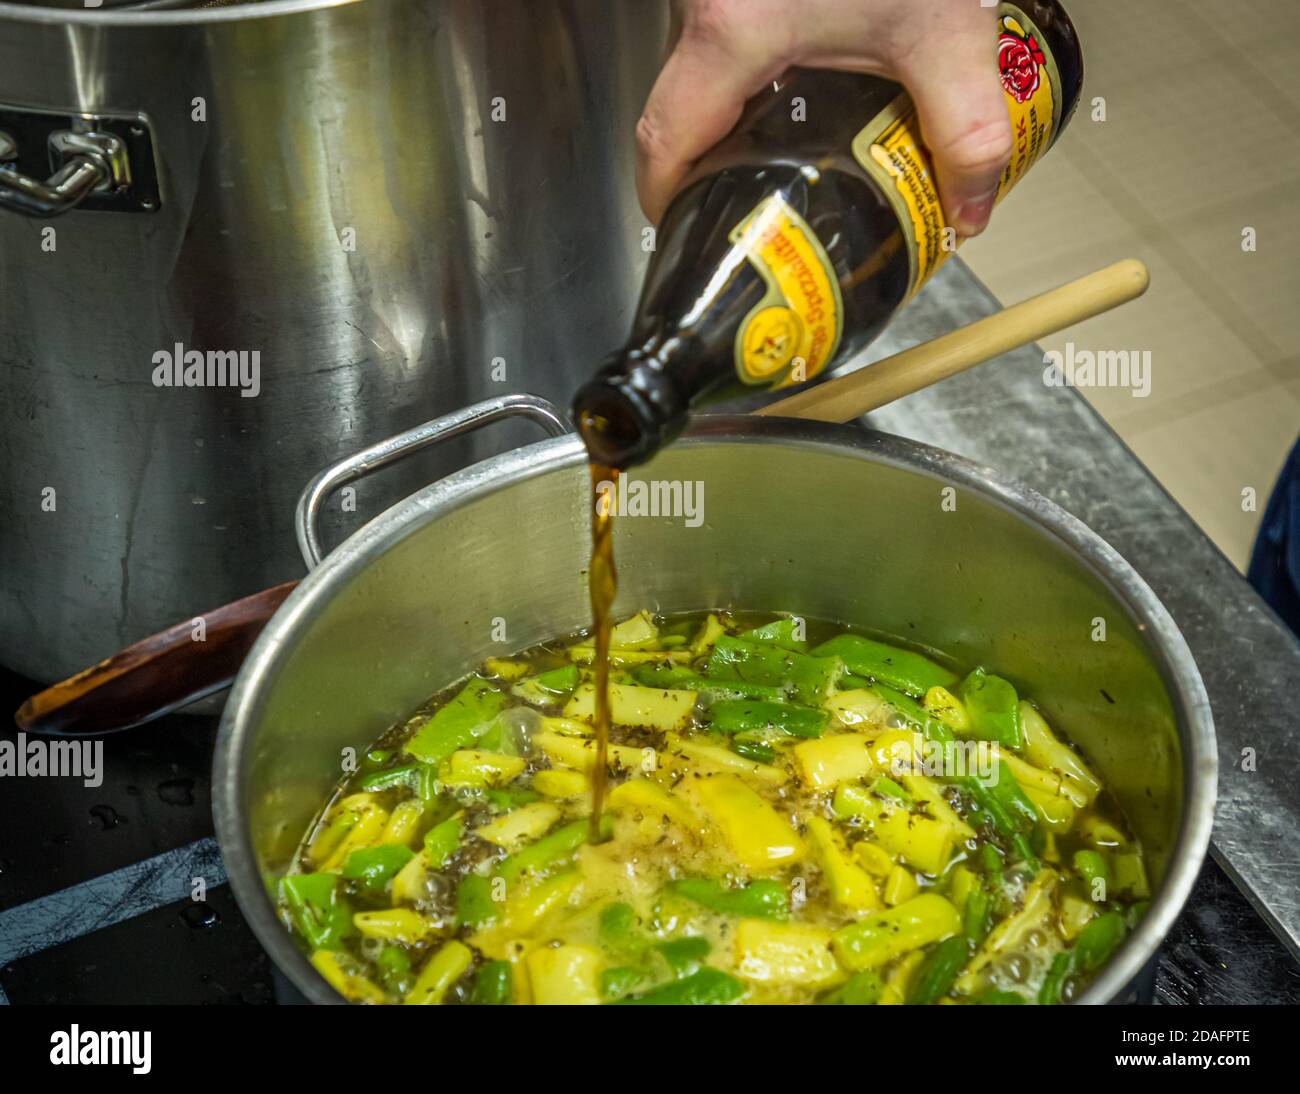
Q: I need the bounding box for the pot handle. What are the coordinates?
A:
[295,393,571,569]
[0,111,160,218]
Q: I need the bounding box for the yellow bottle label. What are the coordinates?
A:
[851,2,1063,298]
[728,194,843,388]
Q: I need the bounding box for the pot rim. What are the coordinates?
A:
[0,0,356,29]
[214,414,1217,1006]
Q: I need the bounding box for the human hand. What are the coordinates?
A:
[636,0,1012,236]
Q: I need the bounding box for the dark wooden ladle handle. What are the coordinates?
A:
[14,580,298,736]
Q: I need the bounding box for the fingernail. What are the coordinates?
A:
[955,189,998,236]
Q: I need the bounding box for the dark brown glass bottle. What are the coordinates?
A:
[574,0,1082,468]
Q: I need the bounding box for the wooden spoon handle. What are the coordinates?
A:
[14,580,298,736]
[758,259,1150,422]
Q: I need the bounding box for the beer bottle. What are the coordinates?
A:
[574,0,1082,468]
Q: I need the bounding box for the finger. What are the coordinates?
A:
[635,33,781,223]
[900,40,1012,237]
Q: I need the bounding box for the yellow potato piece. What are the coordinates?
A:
[792,734,875,789]
[532,768,590,800]
[564,681,697,730]
[403,941,473,1005]
[735,919,843,988]
[882,864,918,906]
[475,802,562,849]
[439,750,526,788]
[665,733,788,786]
[379,799,425,846]
[824,689,891,729]
[851,839,896,878]
[693,774,805,871]
[353,908,434,944]
[310,950,387,1004]
[527,944,603,1005]
[607,778,701,835]
[870,804,955,877]
[535,731,655,774]
[805,816,880,911]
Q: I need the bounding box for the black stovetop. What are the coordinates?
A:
[1,666,1297,1006]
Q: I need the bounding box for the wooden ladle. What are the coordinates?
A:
[16,259,1149,736]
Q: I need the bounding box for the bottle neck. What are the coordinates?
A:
[572,337,692,470]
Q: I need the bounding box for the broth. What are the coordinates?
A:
[279,610,1150,1005]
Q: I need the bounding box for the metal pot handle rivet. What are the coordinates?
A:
[294,393,570,570]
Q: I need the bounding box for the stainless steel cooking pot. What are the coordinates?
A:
[214,396,1217,1004]
[0,0,666,680]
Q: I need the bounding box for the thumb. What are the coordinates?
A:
[901,40,1012,237]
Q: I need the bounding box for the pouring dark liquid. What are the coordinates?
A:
[571,1,1082,471]
[586,460,619,839]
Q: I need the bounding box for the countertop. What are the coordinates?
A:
[1,257,1297,1004]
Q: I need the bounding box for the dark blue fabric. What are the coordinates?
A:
[1248,436,1300,638]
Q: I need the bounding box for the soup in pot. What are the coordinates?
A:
[279,610,1149,1004]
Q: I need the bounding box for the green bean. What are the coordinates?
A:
[455,874,497,929]
[959,668,1024,749]
[495,816,611,884]
[469,960,513,1004]
[730,738,777,764]
[340,844,413,893]
[404,678,508,764]
[1073,848,1110,894]
[817,969,884,1005]
[974,989,1027,1004]
[485,787,542,811]
[513,665,580,705]
[356,764,421,792]
[610,968,744,1005]
[963,889,992,944]
[422,814,463,867]
[655,936,711,977]
[632,664,784,702]
[600,966,648,1000]
[669,877,789,920]
[908,935,970,1004]
[874,685,1038,867]
[811,635,957,697]
[1037,951,1073,1004]
[375,944,411,993]
[741,618,808,652]
[707,699,827,738]
[1074,912,1127,973]
[279,873,352,951]
[705,635,842,705]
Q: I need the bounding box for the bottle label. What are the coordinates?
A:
[850,1,1063,298]
[728,193,843,388]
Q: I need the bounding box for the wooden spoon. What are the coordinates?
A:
[16,259,1148,735]
[760,259,1149,420]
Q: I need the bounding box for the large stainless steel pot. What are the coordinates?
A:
[0,0,666,680]
[214,397,1217,1004]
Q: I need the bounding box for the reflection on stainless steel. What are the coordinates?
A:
[215,411,1216,1005]
[0,0,666,679]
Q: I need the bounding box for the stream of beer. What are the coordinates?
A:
[587,462,618,839]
